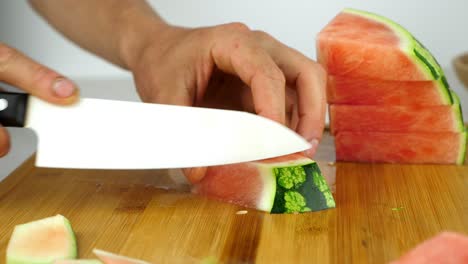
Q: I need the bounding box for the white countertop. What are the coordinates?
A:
[1,68,467,182]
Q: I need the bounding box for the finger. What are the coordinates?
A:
[289,100,300,132]
[285,86,297,129]
[210,24,286,124]
[0,43,78,105]
[266,42,327,156]
[0,125,10,157]
[183,167,208,184]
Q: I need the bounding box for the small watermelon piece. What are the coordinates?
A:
[329,91,464,134]
[54,260,103,264]
[191,153,335,214]
[390,232,468,264]
[6,214,77,264]
[92,249,151,264]
[335,131,467,164]
[327,75,453,105]
[317,8,444,81]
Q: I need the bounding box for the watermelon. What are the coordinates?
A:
[390,232,468,264]
[329,91,464,134]
[327,75,452,105]
[190,153,335,214]
[335,131,467,164]
[317,8,444,81]
[92,249,150,264]
[6,214,77,264]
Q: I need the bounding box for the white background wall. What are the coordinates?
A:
[1,0,467,180]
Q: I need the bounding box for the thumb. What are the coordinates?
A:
[0,125,10,157]
[0,43,79,105]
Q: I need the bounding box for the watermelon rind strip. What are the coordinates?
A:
[343,8,445,81]
[257,165,277,212]
[64,216,78,260]
[438,76,454,105]
[458,129,467,165]
[450,90,465,132]
[93,249,151,264]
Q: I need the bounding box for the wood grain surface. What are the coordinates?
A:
[0,134,467,264]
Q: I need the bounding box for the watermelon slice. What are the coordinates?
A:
[191,153,335,213]
[335,131,467,164]
[327,75,452,105]
[317,8,444,81]
[329,91,464,134]
[92,249,151,264]
[390,232,468,264]
[6,214,77,264]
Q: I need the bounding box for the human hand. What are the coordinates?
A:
[122,23,326,183]
[125,23,326,155]
[0,43,79,156]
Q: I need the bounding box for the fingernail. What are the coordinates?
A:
[53,78,76,98]
[304,139,319,158]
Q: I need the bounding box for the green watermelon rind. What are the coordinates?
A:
[449,90,465,132]
[7,215,77,264]
[259,160,335,214]
[437,76,454,105]
[257,158,313,212]
[343,8,446,82]
[459,130,467,165]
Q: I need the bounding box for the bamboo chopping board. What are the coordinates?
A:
[0,134,467,264]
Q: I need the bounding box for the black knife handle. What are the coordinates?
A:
[0,92,29,127]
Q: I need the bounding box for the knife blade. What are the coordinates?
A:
[0,92,311,169]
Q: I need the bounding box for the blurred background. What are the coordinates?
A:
[1,0,467,180]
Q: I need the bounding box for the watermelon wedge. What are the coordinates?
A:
[329,91,464,134]
[6,214,77,264]
[335,131,467,164]
[390,232,468,264]
[317,8,444,81]
[327,75,452,105]
[190,153,335,214]
[92,249,151,264]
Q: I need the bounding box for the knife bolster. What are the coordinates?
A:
[0,92,28,127]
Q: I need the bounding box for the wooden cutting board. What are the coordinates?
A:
[0,134,467,264]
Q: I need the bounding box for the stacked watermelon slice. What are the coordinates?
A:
[317,8,467,164]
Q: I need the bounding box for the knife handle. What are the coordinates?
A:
[0,92,29,127]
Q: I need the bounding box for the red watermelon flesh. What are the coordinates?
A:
[327,75,452,105]
[335,131,467,164]
[191,161,263,210]
[317,8,443,80]
[390,232,468,264]
[329,103,464,134]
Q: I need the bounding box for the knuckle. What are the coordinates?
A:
[314,63,327,77]
[302,59,327,79]
[259,63,286,85]
[0,43,17,72]
[224,22,250,33]
[253,30,274,42]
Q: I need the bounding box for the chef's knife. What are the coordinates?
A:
[0,92,311,169]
